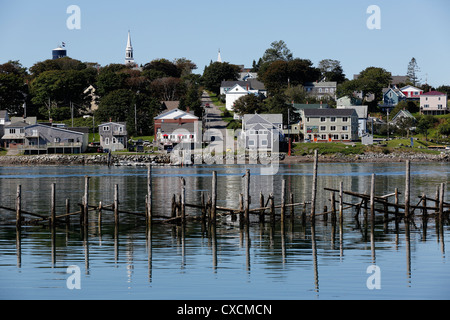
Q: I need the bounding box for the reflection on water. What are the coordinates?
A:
[0,163,449,299]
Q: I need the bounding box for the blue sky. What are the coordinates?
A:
[1,0,449,87]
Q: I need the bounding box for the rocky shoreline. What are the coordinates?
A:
[0,151,448,166]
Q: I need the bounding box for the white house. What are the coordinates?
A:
[225,84,250,111]
[400,85,423,99]
[337,105,369,137]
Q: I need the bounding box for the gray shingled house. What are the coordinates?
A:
[98,122,127,152]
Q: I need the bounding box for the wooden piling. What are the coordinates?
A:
[83,176,90,226]
[439,183,445,220]
[259,192,265,223]
[98,201,102,226]
[171,194,177,218]
[370,174,375,220]
[65,199,70,225]
[147,165,152,223]
[180,177,186,223]
[339,181,344,223]
[311,149,318,218]
[114,184,119,225]
[281,179,286,223]
[405,160,411,218]
[201,192,206,222]
[244,169,250,224]
[330,191,336,223]
[16,185,21,228]
[269,193,275,225]
[290,193,295,224]
[51,183,56,226]
[211,172,217,223]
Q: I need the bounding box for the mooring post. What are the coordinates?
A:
[339,181,344,223]
[281,179,286,224]
[147,165,152,224]
[244,169,250,224]
[84,176,90,226]
[171,194,177,218]
[311,149,318,219]
[51,183,56,227]
[269,193,275,225]
[259,192,265,223]
[239,193,244,224]
[201,192,206,222]
[65,198,70,225]
[394,188,399,216]
[98,201,102,226]
[370,174,375,221]
[16,185,21,228]
[290,193,295,224]
[405,160,411,218]
[211,171,217,223]
[439,183,445,221]
[114,184,119,225]
[330,191,336,223]
[180,177,186,224]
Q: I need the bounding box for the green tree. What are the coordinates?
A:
[261,40,293,64]
[318,59,346,84]
[201,62,240,95]
[232,94,265,116]
[437,120,450,139]
[416,115,437,141]
[407,57,421,86]
[179,83,202,117]
[143,59,181,78]
[0,61,28,115]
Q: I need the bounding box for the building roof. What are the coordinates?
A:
[293,103,330,112]
[98,122,126,127]
[304,81,337,88]
[336,105,368,118]
[421,91,446,96]
[161,101,180,111]
[303,108,357,117]
[243,113,282,125]
[154,108,198,120]
[391,110,415,122]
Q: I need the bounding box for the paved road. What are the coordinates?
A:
[201,91,229,144]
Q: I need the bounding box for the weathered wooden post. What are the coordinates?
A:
[147,165,152,224]
[370,174,375,221]
[211,171,217,223]
[259,192,265,223]
[439,183,445,221]
[98,201,102,226]
[180,177,186,223]
[311,149,318,219]
[339,181,344,223]
[239,193,244,224]
[65,198,70,225]
[114,184,119,225]
[281,179,286,224]
[394,188,399,216]
[330,191,336,223]
[201,192,206,222]
[269,193,275,225]
[16,185,21,228]
[244,169,250,224]
[51,183,56,226]
[290,193,295,224]
[404,160,411,218]
[83,176,90,226]
[171,194,177,218]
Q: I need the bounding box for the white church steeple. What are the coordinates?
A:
[125,30,135,66]
[217,49,222,63]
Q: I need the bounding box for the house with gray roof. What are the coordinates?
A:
[241,113,284,151]
[98,122,128,152]
[304,81,337,100]
[303,108,358,142]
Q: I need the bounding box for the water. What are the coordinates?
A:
[0,162,449,300]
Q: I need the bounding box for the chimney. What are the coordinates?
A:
[186,106,190,113]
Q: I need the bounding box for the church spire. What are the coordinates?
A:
[125,30,135,66]
[217,49,222,63]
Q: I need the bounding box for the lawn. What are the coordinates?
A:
[292,142,366,156]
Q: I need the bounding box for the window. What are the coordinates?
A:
[438,105,443,109]
[341,134,349,140]
[103,126,110,131]
[248,140,255,146]
[342,117,348,122]
[424,104,429,108]
[333,134,339,140]
[112,137,117,144]
[330,88,334,93]
[321,134,327,140]
[330,126,336,131]
[330,117,336,122]
[306,117,310,122]
[260,140,268,146]
[319,88,323,93]
[54,137,61,143]
[325,88,329,93]
[105,137,109,145]
[320,126,326,131]
[320,117,326,122]
[342,126,348,131]
[9,129,16,134]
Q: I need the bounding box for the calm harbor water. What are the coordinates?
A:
[0,162,449,300]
